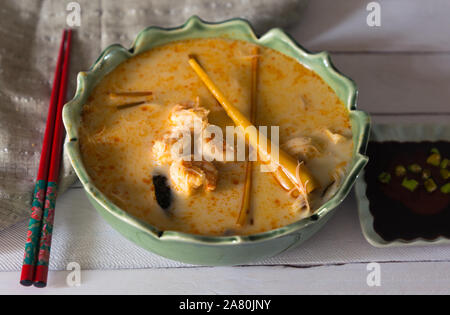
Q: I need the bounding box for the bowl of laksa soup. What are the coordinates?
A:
[63,17,370,265]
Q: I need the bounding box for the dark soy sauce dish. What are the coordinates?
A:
[365,141,450,241]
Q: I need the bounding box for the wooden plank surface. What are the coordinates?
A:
[1,262,449,294]
[329,53,450,116]
[292,0,450,52]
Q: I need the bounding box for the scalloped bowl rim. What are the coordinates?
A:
[63,16,370,246]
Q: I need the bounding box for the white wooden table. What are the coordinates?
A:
[2,0,450,294]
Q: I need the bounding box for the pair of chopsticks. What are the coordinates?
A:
[20,29,72,288]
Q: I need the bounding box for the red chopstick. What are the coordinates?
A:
[19,29,72,288]
[20,30,68,287]
[33,29,73,288]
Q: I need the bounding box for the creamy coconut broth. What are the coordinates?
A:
[79,38,353,235]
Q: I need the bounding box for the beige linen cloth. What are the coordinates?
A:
[0,0,308,230]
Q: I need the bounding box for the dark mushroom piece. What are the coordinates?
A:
[152,175,172,211]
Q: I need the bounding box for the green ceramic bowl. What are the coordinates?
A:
[63,16,371,265]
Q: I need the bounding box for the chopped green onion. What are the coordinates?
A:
[401,178,419,192]
[378,172,391,184]
[441,183,450,194]
[441,168,450,180]
[422,169,432,180]
[408,164,422,173]
[441,158,449,169]
[431,148,440,155]
[427,153,441,167]
[424,178,438,193]
[395,165,407,177]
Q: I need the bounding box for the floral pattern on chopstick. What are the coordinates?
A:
[23,180,46,265]
[37,182,57,267]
